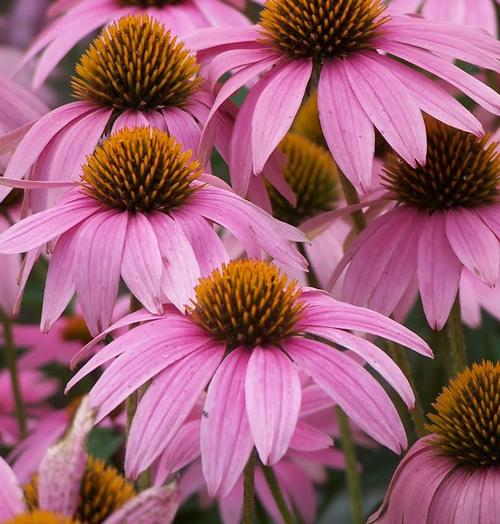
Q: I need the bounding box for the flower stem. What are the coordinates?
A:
[336,407,363,524]
[243,452,256,524]
[386,340,427,438]
[438,296,467,378]
[262,465,295,524]
[1,311,27,438]
[337,170,366,234]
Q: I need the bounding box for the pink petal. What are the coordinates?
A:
[74,211,128,336]
[121,213,163,314]
[418,212,462,330]
[162,108,201,155]
[125,343,224,478]
[0,457,25,521]
[284,337,407,453]
[251,59,312,173]
[245,346,302,465]
[289,421,333,452]
[191,0,250,27]
[318,58,375,192]
[201,348,254,497]
[446,208,499,285]
[344,53,427,167]
[478,205,500,239]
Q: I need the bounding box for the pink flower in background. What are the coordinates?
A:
[327,120,500,330]
[67,259,431,497]
[0,369,57,446]
[0,15,223,211]
[389,0,498,36]
[0,128,305,335]
[460,270,500,328]
[19,0,250,89]
[0,399,180,524]
[0,216,20,318]
[369,361,500,524]
[186,0,499,194]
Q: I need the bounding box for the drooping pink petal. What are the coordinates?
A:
[245,346,302,465]
[318,58,375,192]
[201,348,254,497]
[0,457,25,521]
[251,59,312,173]
[125,343,225,478]
[289,421,333,452]
[417,211,463,330]
[446,208,499,285]
[162,108,201,155]
[344,53,427,167]
[74,211,128,335]
[478,205,500,239]
[102,486,179,524]
[121,213,163,314]
[284,337,407,453]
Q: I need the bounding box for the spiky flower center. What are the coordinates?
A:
[426,361,500,468]
[268,134,338,225]
[6,511,78,524]
[61,316,92,344]
[260,0,388,61]
[81,127,202,212]
[383,121,500,212]
[72,15,200,110]
[24,456,136,524]
[118,0,179,6]
[189,260,306,348]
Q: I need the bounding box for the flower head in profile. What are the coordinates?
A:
[0,127,305,335]
[329,119,500,329]
[0,398,179,524]
[67,259,431,497]
[19,0,251,89]
[187,0,499,194]
[369,360,500,524]
[389,0,497,36]
[1,15,219,210]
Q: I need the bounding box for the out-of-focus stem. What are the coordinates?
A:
[438,296,467,378]
[262,465,295,524]
[1,311,27,438]
[336,407,363,524]
[243,452,256,524]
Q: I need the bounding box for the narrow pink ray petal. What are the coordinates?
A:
[0,178,76,189]
[184,25,260,51]
[251,59,312,173]
[262,149,297,206]
[126,343,224,478]
[299,384,334,417]
[417,212,462,330]
[75,211,128,335]
[219,479,243,524]
[255,468,289,524]
[0,457,25,521]
[422,0,465,24]
[446,208,499,285]
[289,421,333,452]
[14,248,41,317]
[0,193,98,254]
[41,227,78,332]
[150,212,201,311]
[284,337,407,453]
[344,53,427,167]
[162,108,201,155]
[201,348,254,497]
[480,468,500,523]
[245,347,302,465]
[191,0,250,27]
[477,205,500,238]
[318,58,375,192]
[102,486,179,524]
[0,123,36,156]
[464,0,497,36]
[121,213,163,314]
[112,110,150,132]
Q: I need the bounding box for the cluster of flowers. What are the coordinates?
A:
[0,0,498,522]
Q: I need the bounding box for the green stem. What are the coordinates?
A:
[336,407,363,524]
[437,296,467,378]
[338,171,366,234]
[243,453,256,524]
[262,465,295,524]
[298,243,320,288]
[1,311,27,438]
[386,340,427,438]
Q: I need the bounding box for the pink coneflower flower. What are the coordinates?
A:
[328,119,500,330]
[187,0,499,194]
[459,269,500,328]
[67,258,431,497]
[389,0,498,37]
[0,15,225,210]
[0,127,305,335]
[369,360,500,524]
[19,0,251,89]
[0,398,179,524]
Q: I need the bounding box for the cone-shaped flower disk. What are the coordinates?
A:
[328,119,500,330]
[0,15,220,210]
[19,0,251,89]
[0,127,305,335]
[369,360,500,524]
[0,398,179,524]
[187,0,500,194]
[67,259,432,497]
